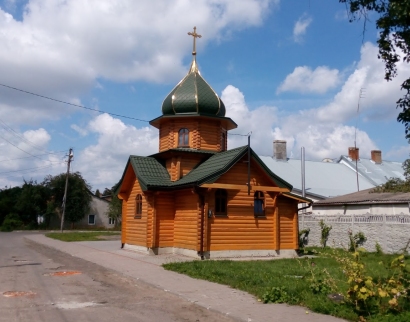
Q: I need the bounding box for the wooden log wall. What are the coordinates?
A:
[155,192,175,248]
[207,159,280,251]
[122,175,151,247]
[174,189,199,250]
[198,120,221,151]
[158,119,224,152]
[166,157,181,181]
[277,196,298,249]
[180,154,204,177]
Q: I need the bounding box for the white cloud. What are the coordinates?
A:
[222,84,376,160]
[0,127,65,187]
[223,42,410,162]
[71,124,88,137]
[222,85,278,155]
[0,0,275,127]
[316,42,410,124]
[293,14,312,43]
[74,113,158,188]
[277,66,340,94]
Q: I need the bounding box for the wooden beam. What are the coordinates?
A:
[200,183,290,192]
[281,193,309,203]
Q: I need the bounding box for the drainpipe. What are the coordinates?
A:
[298,202,312,213]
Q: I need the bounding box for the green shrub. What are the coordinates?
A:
[375,241,384,255]
[298,228,310,249]
[0,213,23,232]
[348,230,367,251]
[319,220,332,248]
[262,286,298,304]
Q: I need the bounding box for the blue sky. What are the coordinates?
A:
[0,0,408,191]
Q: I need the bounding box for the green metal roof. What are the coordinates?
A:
[161,58,225,117]
[117,146,293,192]
[128,156,172,191]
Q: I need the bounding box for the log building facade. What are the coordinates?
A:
[117,28,310,258]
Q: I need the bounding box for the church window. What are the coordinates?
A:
[215,189,227,216]
[178,128,189,147]
[135,194,142,219]
[254,191,265,217]
[221,132,226,151]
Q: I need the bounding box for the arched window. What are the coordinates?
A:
[135,194,142,219]
[254,191,265,217]
[221,132,226,151]
[215,189,228,216]
[178,128,189,147]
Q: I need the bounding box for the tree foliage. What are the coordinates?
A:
[340,0,410,139]
[15,180,50,225]
[107,195,122,227]
[43,172,92,226]
[106,182,121,227]
[372,159,410,192]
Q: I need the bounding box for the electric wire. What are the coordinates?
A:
[0,83,149,123]
[0,118,47,151]
[0,162,63,175]
[0,133,43,159]
[0,150,66,163]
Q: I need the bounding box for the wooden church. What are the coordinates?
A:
[117,27,310,259]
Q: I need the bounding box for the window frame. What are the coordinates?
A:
[215,189,228,217]
[135,194,143,219]
[254,191,265,217]
[88,214,96,225]
[178,128,189,147]
[108,217,116,225]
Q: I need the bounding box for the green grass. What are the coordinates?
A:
[163,248,410,321]
[45,231,120,242]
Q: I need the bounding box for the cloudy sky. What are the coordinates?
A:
[0,0,409,192]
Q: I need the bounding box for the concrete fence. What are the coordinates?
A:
[299,213,410,254]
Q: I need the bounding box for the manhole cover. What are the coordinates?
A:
[49,271,81,276]
[3,291,36,298]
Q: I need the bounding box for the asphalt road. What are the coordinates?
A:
[0,232,233,322]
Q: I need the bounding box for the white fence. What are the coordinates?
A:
[299,213,410,254]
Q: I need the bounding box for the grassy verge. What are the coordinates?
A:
[45,231,120,242]
[163,248,410,321]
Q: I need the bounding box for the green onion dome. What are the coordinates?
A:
[162,59,226,117]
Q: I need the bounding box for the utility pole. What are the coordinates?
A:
[60,148,74,232]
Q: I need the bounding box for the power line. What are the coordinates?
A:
[0,162,63,175]
[0,83,150,123]
[0,118,47,151]
[0,151,66,163]
[0,133,43,159]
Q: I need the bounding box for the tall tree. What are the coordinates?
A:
[340,0,410,139]
[0,186,22,226]
[14,180,50,226]
[43,172,92,227]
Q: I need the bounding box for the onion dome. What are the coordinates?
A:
[162,27,225,117]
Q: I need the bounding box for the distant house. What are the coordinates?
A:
[301,188,410,254]
[75,195,114,228]
[259,141,404,202]
[312,188,410,216]
[338,148,404,186]
[49,194,113,229]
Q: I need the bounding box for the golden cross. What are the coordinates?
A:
[188,26,201,55]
